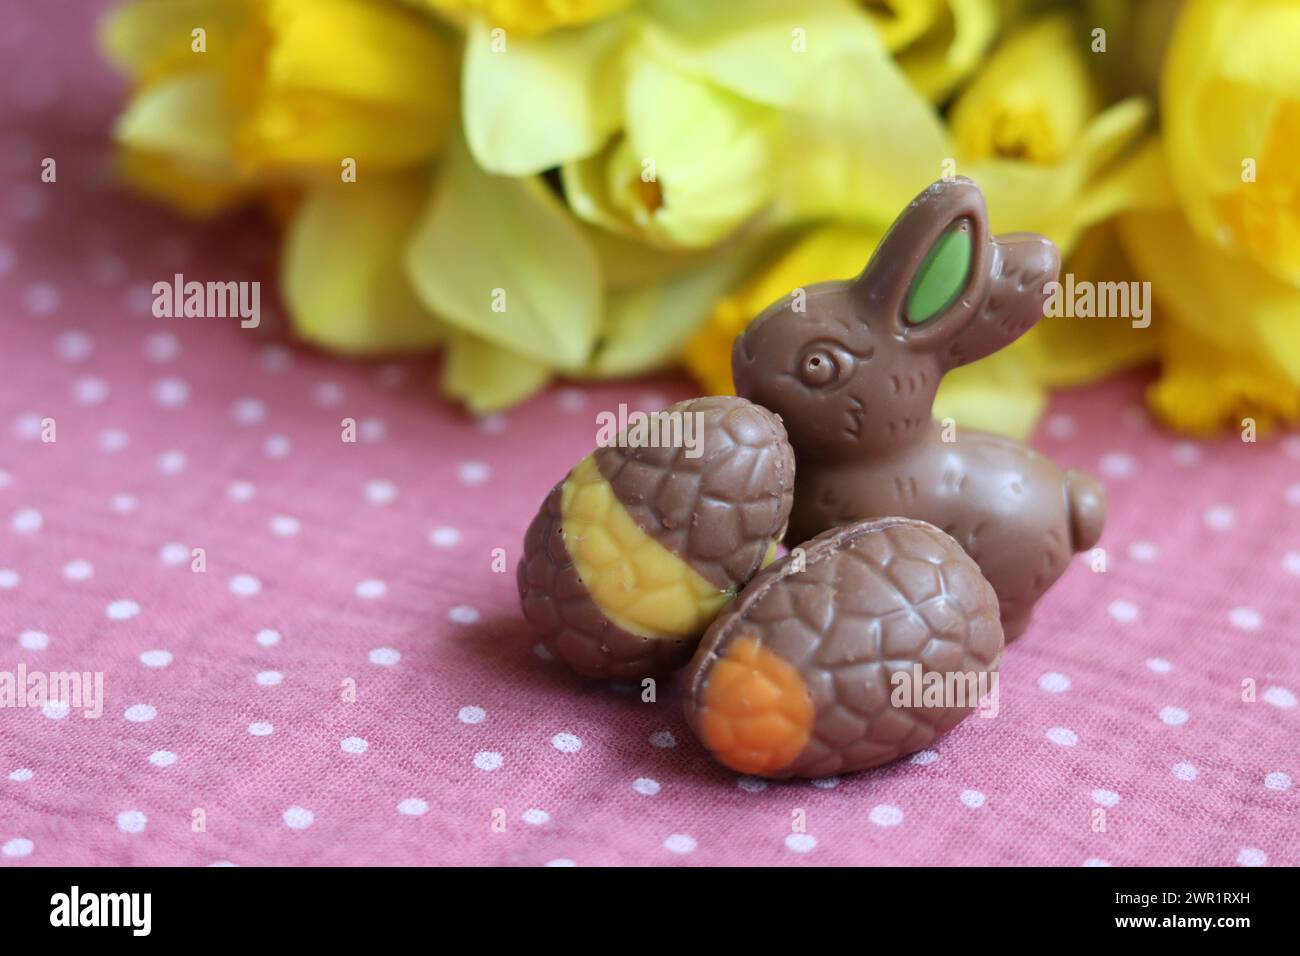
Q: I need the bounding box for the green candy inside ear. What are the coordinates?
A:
[905,224,971,324]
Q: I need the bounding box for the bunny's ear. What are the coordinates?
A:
[851,177,992,349]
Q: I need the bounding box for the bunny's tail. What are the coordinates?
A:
[1065,469,1106,553]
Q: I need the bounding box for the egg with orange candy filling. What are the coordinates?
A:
[683,517,1004,779]
[518,396,796,680]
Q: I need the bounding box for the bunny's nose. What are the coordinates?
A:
[997,233,1060,298]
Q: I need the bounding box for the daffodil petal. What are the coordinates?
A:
[102,0,256,83]
[405,133,601,370]
[462,15,627,175]
[933,352,1046,442]
[442,331,553,414]
[283,175,442,355]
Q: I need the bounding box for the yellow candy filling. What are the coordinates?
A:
[560,454,735,639]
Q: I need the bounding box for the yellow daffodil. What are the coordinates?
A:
[420,0,634,37]
[1161,0,1300,286]
[855,0,1001,102]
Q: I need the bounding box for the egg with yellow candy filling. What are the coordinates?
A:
[518,396,795,680]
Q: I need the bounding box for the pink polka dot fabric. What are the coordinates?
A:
[1,0,1297,867]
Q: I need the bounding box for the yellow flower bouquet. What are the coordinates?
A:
[102,0,1300,436]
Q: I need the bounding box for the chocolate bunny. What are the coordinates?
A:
[732,177,1105,640]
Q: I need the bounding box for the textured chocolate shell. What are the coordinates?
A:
[518,396,796,680]
[683,517,1003,778]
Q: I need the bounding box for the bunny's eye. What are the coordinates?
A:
[798,348,840,387]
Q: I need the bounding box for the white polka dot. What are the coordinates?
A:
[458,706,486,725]
[811,776,840,790]
[1285,436,1300,460]
[248,722,273,736]
[42,701,69,720]
[62,559,93,581]
[1228,607,1262,631]
[1236,847,1267,867]
[255,671,282,687]
[230,398,266,425]
[139,650,171,668]
[11,507,41,534]
[633,777,661,796]
[23,283,59,314]
[1171,762,1197,781]
[457,461,491,486]
[269,515,300,537]
[1264,772,1291,791]
[71,376,109,406]
[227,480,255,502]
[157,450,186,475]
[341,737,368,754]
[2,838,34,857]
[263,434,292,459]
[1286,483,1300,507]
[430,526,462,548]
[365,479,397,505]
[545,858,576,867]
[256,629,281,647]
[151,377,189,408]
[785,833,817,853]
[159,542,188,566]
[116,810,147,834]
[144,332,179,361]
[0,569,18,590]
[398,798,429,817]
[208,861,237,867]
[1203,504,1235,531]
[533,642,554,661]
[282,807,314,830]
[1038,672,1071,693]
[1171,441,1202,466]
[106,599,140,621]
[557,387,587,412]
[663,834,696,854]
[148,751,177,768]
[1283,551,1300,576]
[359,418,387,442]
[909,749,939,766]
[89,253,125,285]
[1146,657,1173,674]
[737,776,768,793]
[18,630,48,651]
[477,413,506,435]
[1159,706,1189,726]
[448,605,480,625]
[111,493,138,514]
[1108,599,1140,623]
[649,730,676,748]
[368,647,400,667]
[1091,789,1120,807]
[1098,452,1136,478]
[1263,686,1296,709]
[259,345,293,371]
[1127,541,1159,562]
[55,330,92,362]
[1083,857,1112,867]
[551,732,582,753]
[869,804,904,827]
[1046,726,1078,747]
[375,363,406,387]
[355,579,386,600]
[959,789,986,808]
[124,703,156,723]
[0,468,10,488]
[522,808,550,825]
[8,768,33,783]
[313,382,344,406]
[474,751,503,771]
[229,574,261,597]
